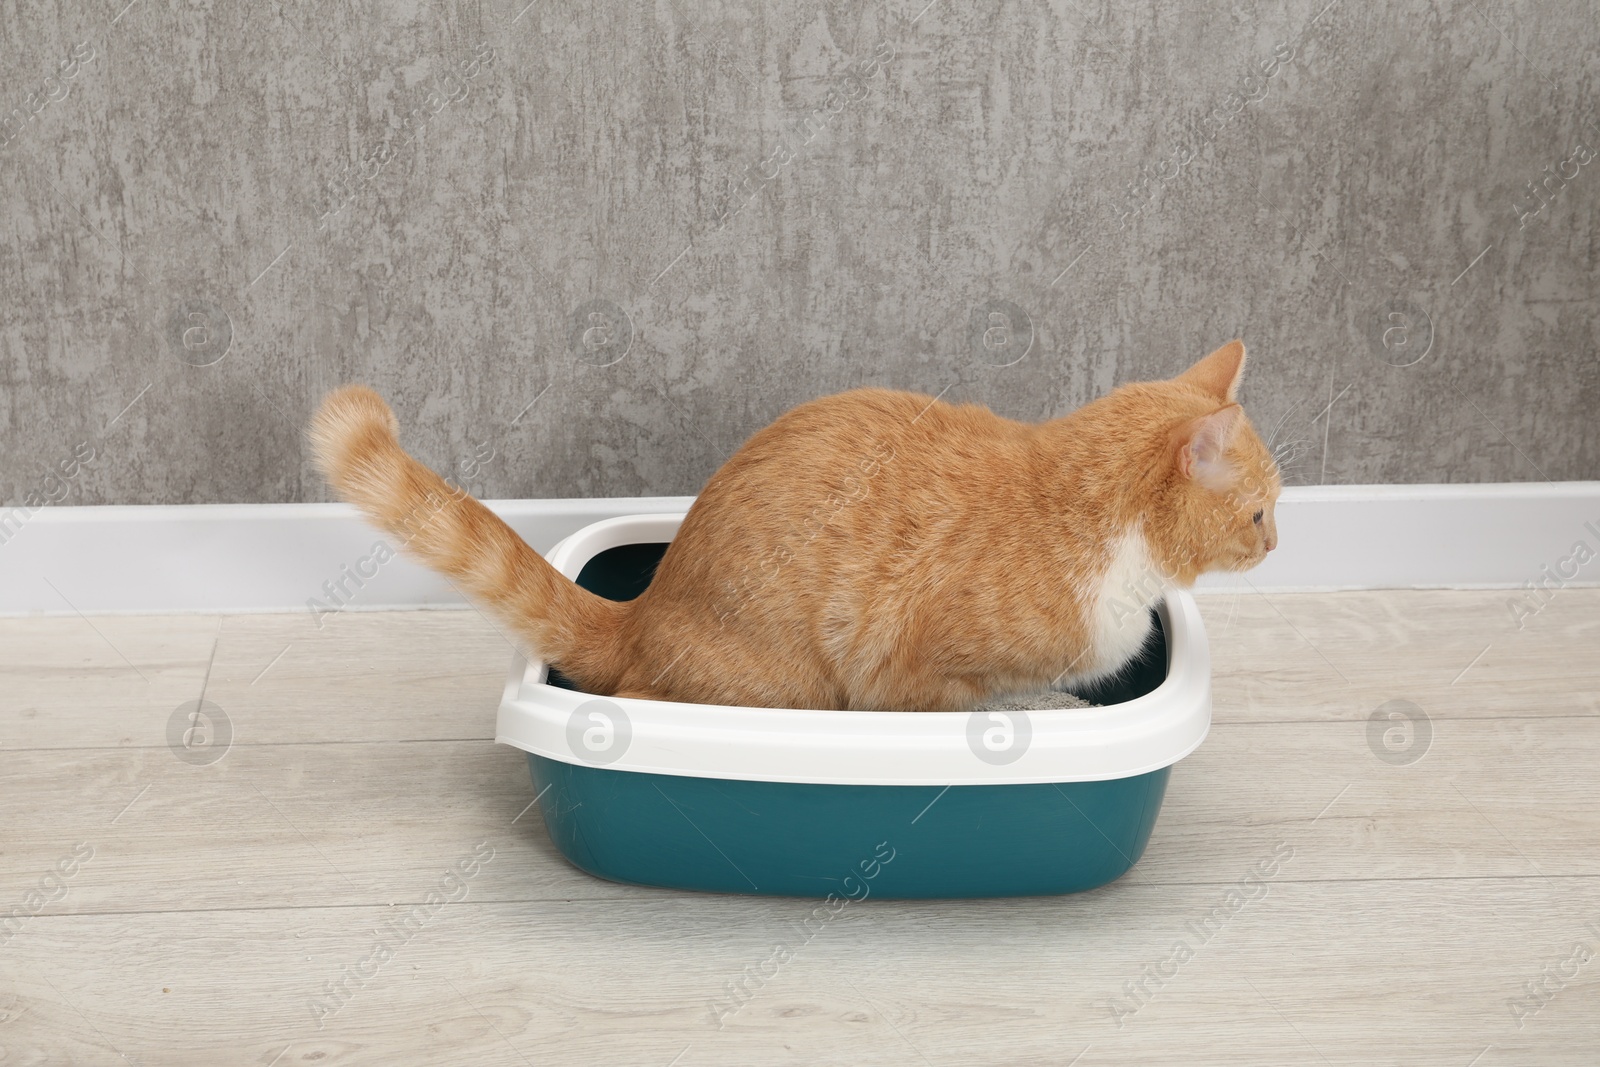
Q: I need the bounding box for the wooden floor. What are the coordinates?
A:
[2,589,1598,1066]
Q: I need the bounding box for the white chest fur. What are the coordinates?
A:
[1084,528,1163,680]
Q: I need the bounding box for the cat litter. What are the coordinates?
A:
[497,513,1211,898]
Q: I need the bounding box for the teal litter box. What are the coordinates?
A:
[496,514,1211,899]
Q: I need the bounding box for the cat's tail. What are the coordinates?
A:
[308,385,628,692]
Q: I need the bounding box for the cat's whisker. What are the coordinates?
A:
[1265,398,1307,451]
[1271,437,1307,468]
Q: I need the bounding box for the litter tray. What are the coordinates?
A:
[496,513,1211,899]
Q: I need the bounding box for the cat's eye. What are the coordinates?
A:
[1251,509,1263,525]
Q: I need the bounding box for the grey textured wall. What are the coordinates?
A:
[2,0,1597,507]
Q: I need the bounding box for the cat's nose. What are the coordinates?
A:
[1264,531,1278,552]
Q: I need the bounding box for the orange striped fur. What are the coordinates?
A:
[309,340,1280,711]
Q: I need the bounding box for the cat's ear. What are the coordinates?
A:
[1176,404,1244,485]
[1177,339,1247,402]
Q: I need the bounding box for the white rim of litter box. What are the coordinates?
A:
[495,513,1212,786]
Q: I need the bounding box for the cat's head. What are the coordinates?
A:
[1141,340,1281,581]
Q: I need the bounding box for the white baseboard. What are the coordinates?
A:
[1192,482,1600,594]
[1,483,1596,616]
[0,497,693,617]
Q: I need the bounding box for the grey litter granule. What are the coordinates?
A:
[969,689,1096,712]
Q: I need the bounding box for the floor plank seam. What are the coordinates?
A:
[9,712,1600,755]
[15,873,1600,922]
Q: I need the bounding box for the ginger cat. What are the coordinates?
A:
[310,340,1280,712]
